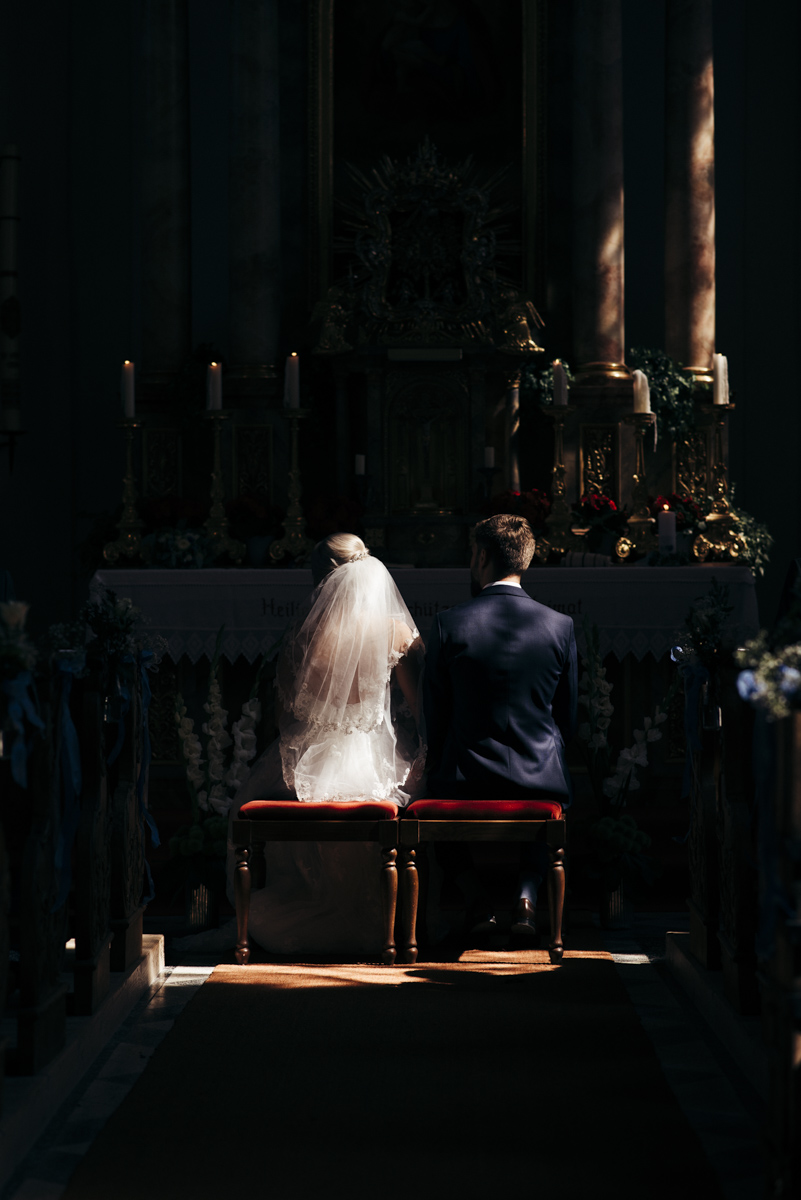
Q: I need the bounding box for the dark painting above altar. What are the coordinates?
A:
[310,0,546,302]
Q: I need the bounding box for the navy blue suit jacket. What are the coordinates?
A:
[423,585,578,806]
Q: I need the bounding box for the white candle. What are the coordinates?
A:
[483,446,495,469]
[552,361,568,406]
[632,369,651,413]
[207,361,222,410]
[121,361,135,419]
[712,353,729,405]
[284,352,300,408]
[657,508,677,554]
[355,454,366,476]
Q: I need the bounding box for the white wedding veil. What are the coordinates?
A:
[276,535,422,802]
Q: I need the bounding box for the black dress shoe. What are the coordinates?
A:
[510,897,538,939]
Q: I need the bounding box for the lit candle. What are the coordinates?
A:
[121,360,135,419]
[632,369,651,413]
[552,361,568,406]
[712,353,729,405]
[483,446,495,469]
[355,454,366,476]
[284,352,300,408]
[207,361,222,410]
[657,506,677,554]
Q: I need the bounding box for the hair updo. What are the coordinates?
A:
[310,533,370,585]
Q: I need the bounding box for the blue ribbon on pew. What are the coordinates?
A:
[137,649,160,904]
[52,656,85,911]
[1,671,44,788]
[106,671,131,767]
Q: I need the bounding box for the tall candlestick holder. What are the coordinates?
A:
[103,420,147,564]
[269,408,316,564]
[203,411,245,564]
[536,405,578,561]
[615,413,657,560]
[692,404,744,561]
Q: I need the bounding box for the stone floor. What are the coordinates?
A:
[0,913,766,1200]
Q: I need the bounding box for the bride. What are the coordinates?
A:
[226,533,425,955]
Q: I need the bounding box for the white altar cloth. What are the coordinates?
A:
[93,564,760,665]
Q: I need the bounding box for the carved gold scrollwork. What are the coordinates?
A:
[143,429,181,498]
[580,424,618,501]
[675,427,709,507]
[235,425,273,502]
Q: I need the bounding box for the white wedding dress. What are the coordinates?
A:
[226,553,425,956]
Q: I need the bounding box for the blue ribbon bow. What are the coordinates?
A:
[1,671,45,788]
[52,655,86,911]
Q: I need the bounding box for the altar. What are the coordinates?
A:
[94,563,759,666]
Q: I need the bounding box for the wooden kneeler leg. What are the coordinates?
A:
[399,846,419,965]
[547,844,565,964]
[234,843,252,965]
[380,847,398,966]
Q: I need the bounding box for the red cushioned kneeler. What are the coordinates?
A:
[399,796,567,965]
[231,797,401,967]
[238,799,400,820]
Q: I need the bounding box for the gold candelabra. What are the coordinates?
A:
[536,405,578,561]
[203,411,245,564]
[693,404,744,561]
[103,420,147,564]
[269,408,316,563]
[615,412,657,560]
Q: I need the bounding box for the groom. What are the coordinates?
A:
[423,513,578,939]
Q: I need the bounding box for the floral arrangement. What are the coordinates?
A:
[520,359,574,403]
[736,578,801,721]
[82,587,142,660]
[487,487,551,530]
[0,601,37,677]
[571,493,629,553]
[648,492,703,531]
[627,347,697,438]
[143,524,215,569]
[670,577,734,676]
[174,627,265,829]
[578,621,669,890]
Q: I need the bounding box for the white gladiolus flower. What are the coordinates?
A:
[591,731,608,749]
[596,716,611,730]
[654,709,668,725]
[646,728,662,742]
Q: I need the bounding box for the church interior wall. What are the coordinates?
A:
[0,0,798,632]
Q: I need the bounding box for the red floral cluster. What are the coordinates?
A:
[575,492,619,523]
[648,493,703,530]
[487,488,551,530]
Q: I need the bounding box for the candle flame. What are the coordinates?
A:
[124,360,131,365]
[662,504,669,511]
[290,352,298,358]
[211,361,218,367]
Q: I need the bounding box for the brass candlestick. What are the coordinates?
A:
[203,411,245,564]
[615,412,657,560]
[103,420,147,564]
[693,404,744,561]
[269,408,316,563]
[536,405,578,561]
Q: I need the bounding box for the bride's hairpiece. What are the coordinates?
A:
[346,548,370,563]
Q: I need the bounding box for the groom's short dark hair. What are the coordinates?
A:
[474,514,536,575]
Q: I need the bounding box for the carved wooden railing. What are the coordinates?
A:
[686,665,759,1013]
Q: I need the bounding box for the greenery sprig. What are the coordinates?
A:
[627,347,697,438]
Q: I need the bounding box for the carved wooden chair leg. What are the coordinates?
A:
[399,845,419,964]
[547,844,565,964]
[234,843,252,965]
[380,846,398,965]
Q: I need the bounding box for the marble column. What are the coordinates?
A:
[140,0,191,381]
[664,0,715,377]
[572,0,627,380]
[228,0,281,387]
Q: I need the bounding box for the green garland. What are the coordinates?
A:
[627,347,699,438]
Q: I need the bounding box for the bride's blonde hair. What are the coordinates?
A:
[310,532,369,585]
